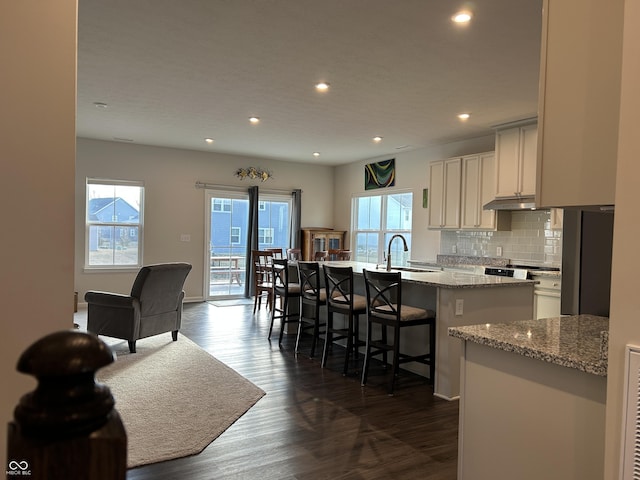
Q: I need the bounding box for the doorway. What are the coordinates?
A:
[205,189,292,300]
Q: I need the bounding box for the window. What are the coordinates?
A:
[230,227,241,244]
[213,198,232,212]
[352,191,412,265]
[258,227,275,245]
[258,201,267,211]
[86,179,144,268]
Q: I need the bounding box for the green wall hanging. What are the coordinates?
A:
[364,158,395,190]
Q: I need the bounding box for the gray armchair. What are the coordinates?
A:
[85,263,192,353]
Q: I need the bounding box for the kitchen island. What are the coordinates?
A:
[449,315,608,480]
[321,261,535,399]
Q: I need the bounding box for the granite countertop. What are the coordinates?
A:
[322,261,535,289]
[448,315,609,376]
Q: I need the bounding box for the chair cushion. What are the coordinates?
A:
[305,289,327,301]
[329,293,367,311]
[373,304,436,321]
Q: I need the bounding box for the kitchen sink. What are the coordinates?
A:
[392,267,439,273]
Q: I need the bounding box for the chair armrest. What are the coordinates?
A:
[84,291,136,309]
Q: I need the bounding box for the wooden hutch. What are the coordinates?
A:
[301,228,347,261]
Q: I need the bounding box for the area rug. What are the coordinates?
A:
[96,334,265,468]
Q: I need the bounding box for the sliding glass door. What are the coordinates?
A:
[205,189,292,300]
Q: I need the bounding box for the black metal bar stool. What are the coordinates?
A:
[269,258,301,345]
[296,261,327,357]
[361,269,436,395]
[321,264,367,375]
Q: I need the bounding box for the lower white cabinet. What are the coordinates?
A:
[533,275,562,319]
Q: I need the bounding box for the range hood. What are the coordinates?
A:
[483,195,537,211]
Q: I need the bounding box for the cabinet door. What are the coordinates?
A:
[428,161,445,228]
[478,153,497,229]
[443,158,462,228]
[520,124,538,196]
[461,155,481,229]
[462,153,497,230]
[494,128,521,198]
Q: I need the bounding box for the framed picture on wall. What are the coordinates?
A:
[364,158,395,190]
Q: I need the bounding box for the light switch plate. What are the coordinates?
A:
[455,299,464,316]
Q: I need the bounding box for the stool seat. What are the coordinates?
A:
[371,304,436,322]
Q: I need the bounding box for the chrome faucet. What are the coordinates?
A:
[386,234,408,271]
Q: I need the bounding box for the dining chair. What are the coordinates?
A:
[336,250,352,261]
[313,250,329,261]
[265,247,283,259]
[321,264,367,375]
[361,269,436,395]
[287,248,302,261]
[296,261,327,357]
[269,258,301,344]
[251,250,274,314]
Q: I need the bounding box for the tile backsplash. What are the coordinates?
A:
[440,210,562,267]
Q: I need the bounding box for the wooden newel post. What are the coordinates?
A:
[6,331,126,479]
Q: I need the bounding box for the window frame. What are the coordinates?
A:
[351,189,413,265]
[258,227,275,245]
[85,178,144,271]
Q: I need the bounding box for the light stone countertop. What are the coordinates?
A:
[322,261,536,289]
[448,315,609,376]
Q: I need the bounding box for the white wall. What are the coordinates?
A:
[604,0,640,476]
[333,135,495,261]
[1,1,77,468]
[75,138,335,301]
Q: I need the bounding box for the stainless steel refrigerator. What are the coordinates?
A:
[561,208,614,317]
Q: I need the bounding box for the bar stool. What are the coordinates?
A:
[251,250,274,314]
[269,258,301,344]
[322,265,367,375]
[361,269,436,395]
[296,261,327,357]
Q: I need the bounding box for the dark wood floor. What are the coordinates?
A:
[124,301,459,480]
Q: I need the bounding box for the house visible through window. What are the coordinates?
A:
[231,227,241,244]
[213,198,232,212]
[86,178,144,268]
[259,227,274,245]
[352,191,412,265]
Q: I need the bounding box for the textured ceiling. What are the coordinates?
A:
[77,0,543,165]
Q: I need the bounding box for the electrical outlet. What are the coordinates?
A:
[496,246,503,257]
[452,245,457,254]
[455,299,464,316]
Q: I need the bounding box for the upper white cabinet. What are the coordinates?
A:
[428,158,461,229]
[461,153,511,231]
[494,122,538,199]
[430,153,510,231]
[536,0,622,207]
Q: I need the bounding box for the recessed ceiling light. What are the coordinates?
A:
[313,152,320,157]
[249,116,260,124]
[205,138,214,144]
[373,136,383,143]
[315,82,330,92]
[94,102,108,109]
[452,11,472,23]
[458,113,471,120]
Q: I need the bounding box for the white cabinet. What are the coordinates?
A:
[550,208,563,230]
[495,122,538,198]
[461,152,510,230]
[533,275,562,319]
[428,158,461,229]
[536,0,621,207]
